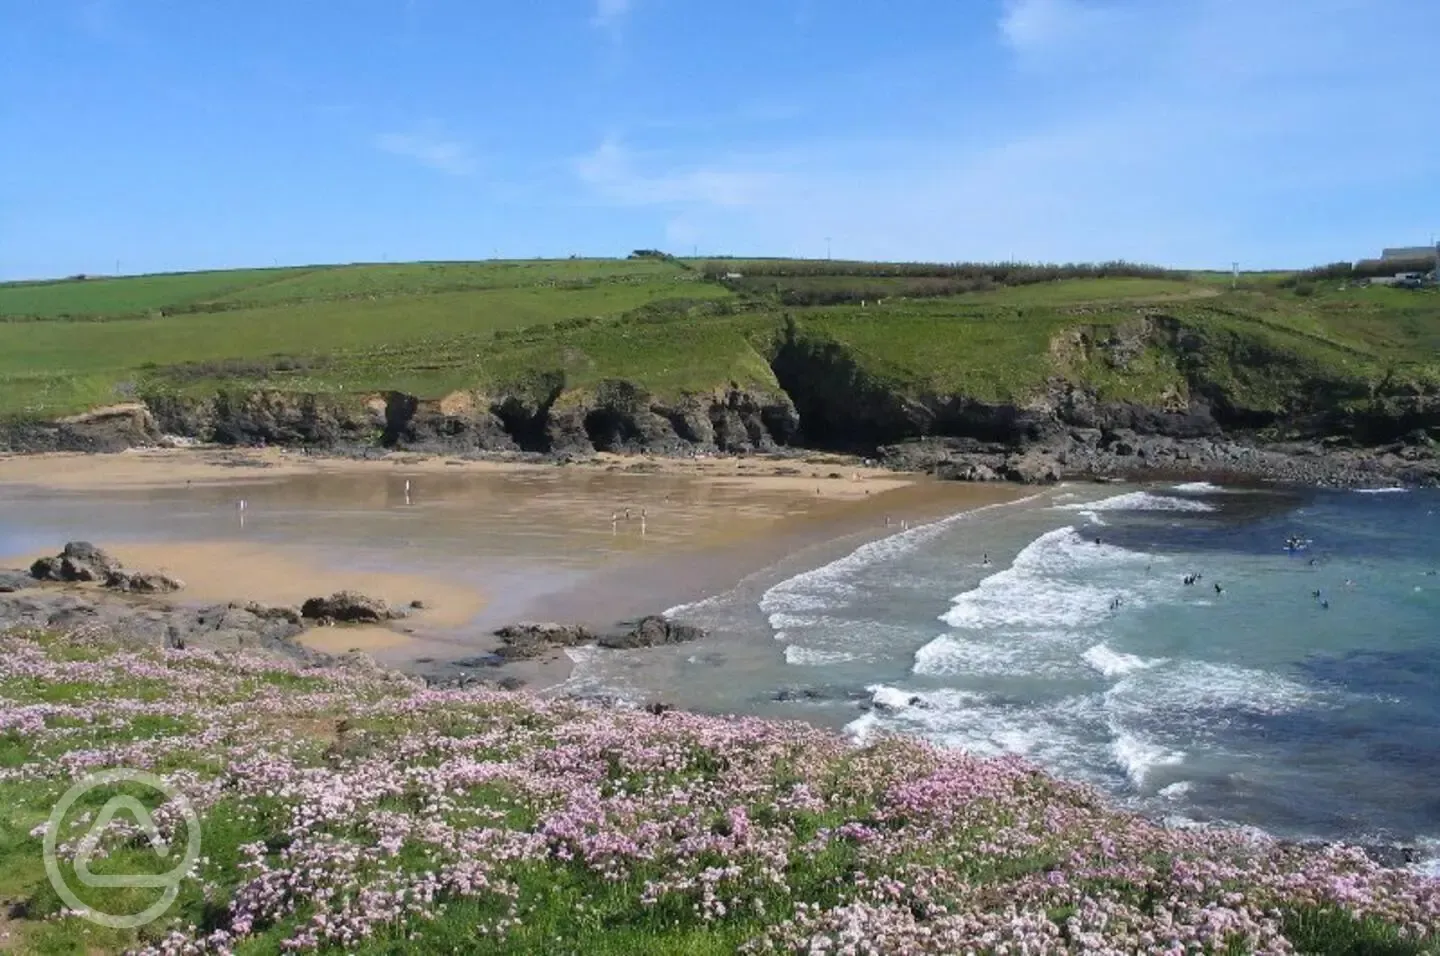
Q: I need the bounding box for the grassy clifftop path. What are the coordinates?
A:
[2,257,1437,483]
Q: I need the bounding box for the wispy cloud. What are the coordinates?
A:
[374,130,477,176]
[590,0,633,30]
[574,137,778,207]
[569,1,1439,267]
[998,0,1092,53]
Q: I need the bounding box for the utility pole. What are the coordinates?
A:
[825,237,832,261]
[1231,261,1239,290]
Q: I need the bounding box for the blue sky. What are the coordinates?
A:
[1,0,1436,279]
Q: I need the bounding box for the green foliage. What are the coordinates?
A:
[0,258,1436,423]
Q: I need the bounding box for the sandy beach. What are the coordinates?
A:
[0,447,913,498]
[0,447,1025,689]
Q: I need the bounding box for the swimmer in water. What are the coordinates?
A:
[1214,582,1224,594]
[981,553,991,567]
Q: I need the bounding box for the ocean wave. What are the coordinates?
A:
[1355,487,1408,495]
[934,527,1158,635]
[784,645,859,667]
[1172,481,1223,493]
[556,646,641,703]
[1057,491,1216,513]
[1158,781,1193,799]
[844,710,883,742]
[1110,730,1185,788]
[759,494,1045,626]
[1106,660,1327,724]
[1083,642,1164,678]
[914,631,1089,679]
[856,685,1111,783]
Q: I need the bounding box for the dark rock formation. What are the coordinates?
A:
[31,542,122,583]
[0,404,159,453]
[493,621,596,660]
[381,392,517,453]
[0,592,313,659]
[597,614,707,649]
[104,569,185,594]
[0,570,35,593]
[301,591,404,624]
[146,390,382,448]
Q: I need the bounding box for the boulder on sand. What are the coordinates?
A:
[493,622,595,660]
[597,614,706,649]
[103,569,186,594]
[30,541,122,583]
[300,591,404,624]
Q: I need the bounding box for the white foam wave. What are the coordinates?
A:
[784,645,859,667]
[1083,642,1164,678]
[1111,731,1185,788]
[857,685,1111,783]
[1411,837,1440,880]
[1172,481,1223,493]
[555,646,642,703]
[662,593,725,618]
[1106,661,1326,723]
[845,711,883,743]
[1158,781,1193,799]
[1057,491,1216,513]
[868,684,920,711]
[1076,509,1109,526]
[1355,487,1408,494]
[914,632,1090,679]
[759,495,1045,625]
[933,527,1157,636]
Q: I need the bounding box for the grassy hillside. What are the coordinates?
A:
[1,258,1437,428]
[3,628,1437,954]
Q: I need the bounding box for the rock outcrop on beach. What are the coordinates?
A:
[104,569,186,594]
[598,614,706,649]
[300,591,405,624]
[490,616,709,662]
[0,569,36,593]
[0,590,314,658]
[30,541,122,583]
[493,622,596,661]
[29,542,187,593]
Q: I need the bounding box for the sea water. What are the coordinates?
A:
[579,482,1440,868]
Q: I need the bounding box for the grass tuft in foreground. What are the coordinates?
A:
[0,628,1437,954]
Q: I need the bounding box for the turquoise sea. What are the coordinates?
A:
[571,482,1440,872]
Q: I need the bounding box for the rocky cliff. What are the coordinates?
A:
[3,313,1437,485]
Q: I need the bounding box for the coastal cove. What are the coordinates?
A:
[3,448,1438,879]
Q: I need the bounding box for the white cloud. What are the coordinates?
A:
[571,1,1439,267]
[998,0,1104,54]
[374,131,476,176]
[591,0,633,29]
[574,137,777,207]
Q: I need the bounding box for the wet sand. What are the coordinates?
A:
[0,448,1025,689]
[0,447,911,500]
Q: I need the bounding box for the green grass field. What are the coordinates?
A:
[1,258,1436,420]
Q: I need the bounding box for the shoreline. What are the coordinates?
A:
[0,447,1027,692]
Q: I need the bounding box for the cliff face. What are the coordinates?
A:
[3,315,1436,477]
[114,383,802,457]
